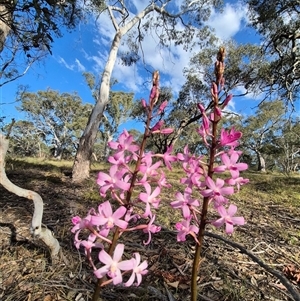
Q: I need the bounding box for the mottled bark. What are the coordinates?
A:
[256,150,266,172]
[0,3,12,53]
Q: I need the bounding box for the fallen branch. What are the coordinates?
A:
[0,133,60,257]
[205,231,300,301]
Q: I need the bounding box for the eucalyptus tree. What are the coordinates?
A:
[269,118,300,174]
[136,40,266,153]
[7,120,46,157]
[0,0,81,86]
[18,89,93,159]
[83,72,134,159]
[72,0,222,182]
[247,0,300,104]
[236,100,286,172]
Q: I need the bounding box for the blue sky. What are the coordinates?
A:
[1,0,295,131]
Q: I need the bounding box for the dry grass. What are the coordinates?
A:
[0,158,300,301]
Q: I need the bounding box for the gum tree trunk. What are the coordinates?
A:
[72,31,122,182]
[0,2,12,53]
[256,150,266,172]
[72,5,157,182]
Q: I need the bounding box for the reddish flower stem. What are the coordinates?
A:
[191,48,225,301]
[92,73,158,301]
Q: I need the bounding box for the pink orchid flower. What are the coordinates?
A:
[97,165,130,196]
[201,177,234,206]
[139,183,161,217]
[155,145,177,170]
[142,214,161,245]
[225,177,249,191]
[124,253,148,287]
[90,200,128,230]
[175,218,199,243]
[212,204,245,234]
[219,127,242,147]
[171,188,200,218]
[214,152,248,179]
[94,244,134,284]
[108,130,139,154]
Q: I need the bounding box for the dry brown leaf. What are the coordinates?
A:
[166,280,179,288]
[43,295,52,301]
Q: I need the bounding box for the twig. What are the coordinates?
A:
[205,231,300,301]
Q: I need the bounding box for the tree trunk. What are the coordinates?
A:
[256,150,266,172]
[0,3,12,53]
[72,31,122,182]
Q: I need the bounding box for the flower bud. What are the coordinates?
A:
[160,128,174,134]
[211,82,218,97]
[141,98,147,108]
[222,94,233,108]
[151,120,164,132]
[158,100,168,114]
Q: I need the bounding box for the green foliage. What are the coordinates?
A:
[231,100,300,173]
[16,89,92,159]
[0,0,82,86]
[247,0,300,103]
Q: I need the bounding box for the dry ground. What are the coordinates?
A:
[0,159,300,301]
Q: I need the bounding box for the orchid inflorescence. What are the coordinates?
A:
[71,48,249,293]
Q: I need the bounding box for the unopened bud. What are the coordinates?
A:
[141,98,147,107]
[197,103,205,113]
[211,82,218,96]
[160,128,174,134]
[151,120,164,132]
[222,94,233,108]
[158,100,168,114]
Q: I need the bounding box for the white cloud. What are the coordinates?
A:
[57,56,86,72]
[75,58,86,72]
[82,2,250,97]
[57,56,74,71]
[207,2,249,41]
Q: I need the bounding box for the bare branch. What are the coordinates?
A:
[107,5,119,31]
[0,133,60,258]
[205,231,300,301]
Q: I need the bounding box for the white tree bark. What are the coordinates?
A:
[0,3,11,53]
[72,2,198,182]
[0,133,60,257]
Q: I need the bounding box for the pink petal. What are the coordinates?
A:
[225,223,234,234]
[221,153,231,166]
[115,219,128,229]
[231,216,245,225]
[113,244,124,262]
[212,217,225,228]
[236,163,248,171]
[98,249,113,265]
[220,186,234,195]
[227,204,237,216]
[214,165,227,173]
[118,259,135,271]
[124,272,135,287]
[112,269,123,285]
[113,206,127,219]
[215,178,225,188]
[94,265,109,279]
[201,189,213,197]
[230,152,239,164]
[102,201,113,217]
[216,205,227,217]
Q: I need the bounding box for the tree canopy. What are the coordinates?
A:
[0,0,81,86]
[247,0,300,104]
[16,89,92,159]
